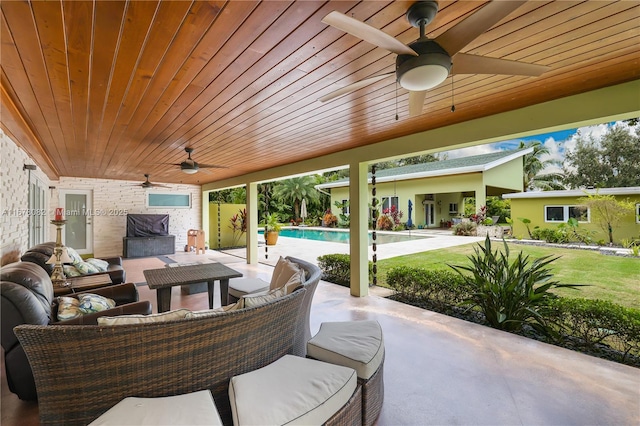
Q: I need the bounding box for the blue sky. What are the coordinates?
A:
[439,120,635,174]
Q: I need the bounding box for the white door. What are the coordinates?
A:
[59,190,93,255]
[28,173,46,247]
[424,201,435,227]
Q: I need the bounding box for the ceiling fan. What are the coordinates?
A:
[170,147,227,174]
[134,174,170,188]
[319,1,549,116]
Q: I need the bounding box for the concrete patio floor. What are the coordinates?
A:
[144,248,639,425]
[2,239,639,425]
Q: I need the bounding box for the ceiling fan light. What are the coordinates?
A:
[399,64,449,91]
[181,167,198,174]
[396,40,452,91]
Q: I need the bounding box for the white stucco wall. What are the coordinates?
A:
[51,178,202,257]
[1,130,202,259]
[1,129,52,263]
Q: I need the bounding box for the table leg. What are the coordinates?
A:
[207,281,215,309]
[220,279,229,307]
[156,287,172,313]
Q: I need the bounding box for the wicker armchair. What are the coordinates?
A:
[16,289,326,425]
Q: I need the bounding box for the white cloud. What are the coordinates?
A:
[438,143,501,159]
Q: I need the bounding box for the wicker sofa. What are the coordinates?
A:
[15,288,363,425]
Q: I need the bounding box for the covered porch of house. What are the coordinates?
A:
[201,81,640,298]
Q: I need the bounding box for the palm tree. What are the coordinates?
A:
[519,141,565,191]
[271,176,321,220]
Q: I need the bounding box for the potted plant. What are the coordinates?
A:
[265,213,282,246]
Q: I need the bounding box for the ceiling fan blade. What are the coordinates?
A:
[198,163,228,169]
[435,1,527,56]
[322,11,417,56]
[452,53,549,76]
[319,72,394,102]
[408,90,427,117]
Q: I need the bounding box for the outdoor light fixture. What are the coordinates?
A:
[396,40,452,91]
[181,167,198,175]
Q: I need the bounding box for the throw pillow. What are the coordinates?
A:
[63,264,82,277]
[86,258,109,272]
[97,309,191,325]
[65,246,84,264]
[57,297,83,321]
[269,257,301,290]
[77,293,116,313]
[242,287,286,309]
[74,261,100,275]
[283,268,305,295]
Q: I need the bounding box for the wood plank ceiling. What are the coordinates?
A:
[1,1,639,185]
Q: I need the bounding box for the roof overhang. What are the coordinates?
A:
[503,187,640,199]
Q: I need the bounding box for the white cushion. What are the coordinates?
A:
[228,278,269,298]
[241,287,286,309]
[97,309,191,325]
[269,257,300,290]
[307,320,384,380]
[186,302,242,318]
[229,355,356,426]
[89,390,222,426]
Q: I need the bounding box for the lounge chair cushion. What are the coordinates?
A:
[307,320,385,380]
[228,277,269,299]
[229,355,357,425]
[88,390,222,425]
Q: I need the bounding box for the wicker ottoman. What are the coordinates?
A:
[307,320,385,426]
[229,355,360,425]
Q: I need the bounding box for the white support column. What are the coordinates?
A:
[349,162,369,297]
[246,182,258,264]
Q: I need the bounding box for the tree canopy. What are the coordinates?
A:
[518,141,564,191]
[563,123,640,189]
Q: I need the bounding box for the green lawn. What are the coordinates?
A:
[377,242,640,310]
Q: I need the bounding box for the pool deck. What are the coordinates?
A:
[222,227,484,266]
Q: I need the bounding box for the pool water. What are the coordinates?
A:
[262,228,429,244]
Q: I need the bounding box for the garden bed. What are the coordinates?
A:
[388,293,640,368]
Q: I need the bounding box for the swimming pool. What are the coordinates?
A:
[263,228,430,244]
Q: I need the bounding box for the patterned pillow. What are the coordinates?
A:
[74,261,100,275]
[86,258,109,272]
[57,296,83,321]
[77,293,116,313]
[63,265,82,277]
[65,246,84,264]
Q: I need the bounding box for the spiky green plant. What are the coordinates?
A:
[450,236,582,333]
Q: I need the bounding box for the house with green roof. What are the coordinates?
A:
[316,148,532,228]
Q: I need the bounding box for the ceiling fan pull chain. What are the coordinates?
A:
[395,80,399,121]
[450,76,455,112]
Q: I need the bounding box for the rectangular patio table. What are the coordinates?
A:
[143,263,242,312]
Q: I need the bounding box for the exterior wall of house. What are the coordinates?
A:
[208,203,246,249]
[1,129,201,258]
[509,195,640,244]
[329,173,486,227]
[1,130,52,264]
[52,178,201,257]
[483,158,524,191]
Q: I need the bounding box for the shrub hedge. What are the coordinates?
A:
[317,254,373,287]
[385,265,640,366]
